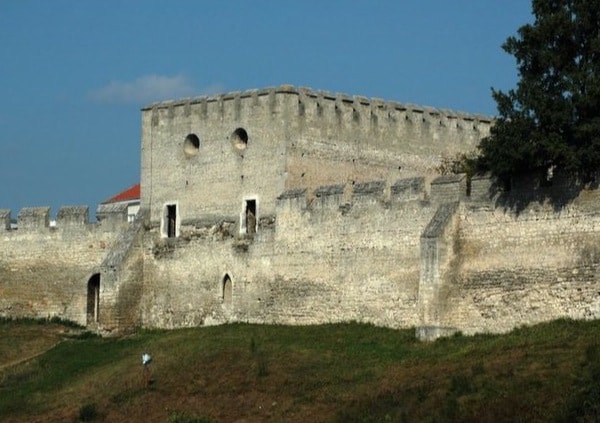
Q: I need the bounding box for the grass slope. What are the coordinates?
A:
[1,319,599,423]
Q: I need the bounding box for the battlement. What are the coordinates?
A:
[298,170,600,214]
[18,207,51,229]
[353,180,386,197]
[313,184,346,209]
[0,209,11,230]
[0,205,130,232]
[7,81,600,342]
[141,85,494,224]
[142,85,493,147]
[391,177,426,201]
[277,175,465,213]
[430,174,467,203]
[57,206,89,226]
[144,85,492,123]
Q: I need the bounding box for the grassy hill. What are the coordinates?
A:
[1,318,599,423]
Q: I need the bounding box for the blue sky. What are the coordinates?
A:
[0,1,532,219]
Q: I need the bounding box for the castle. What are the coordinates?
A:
[2,85,600,340]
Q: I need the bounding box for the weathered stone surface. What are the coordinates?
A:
[0,218,126,326]
[2,86,600,341]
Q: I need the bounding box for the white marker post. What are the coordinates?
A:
[142,353,153,387]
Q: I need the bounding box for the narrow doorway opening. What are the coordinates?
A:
[87,273,100,324]
[222,274,232,305]
[167,204,177,238]
[245,199,257,234]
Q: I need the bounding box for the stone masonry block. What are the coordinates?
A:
[57,205,89,226]
[18,207,50,229]
[0,209,10,230]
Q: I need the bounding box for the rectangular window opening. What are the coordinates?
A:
[166,204,177,238]
[245,199,257,234]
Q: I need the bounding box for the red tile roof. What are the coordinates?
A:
[102,183,140,204]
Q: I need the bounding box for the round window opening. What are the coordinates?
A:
[231,128,249,151]
[183,134,200,157]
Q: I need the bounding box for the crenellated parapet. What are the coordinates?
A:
[141,85,493,224]
[0,205,131,232]
[0,205,129,328]
[12,82,600,340]
[143,85,493,138]
[277,175,468,215]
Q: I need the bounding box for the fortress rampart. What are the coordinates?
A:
[1,173,599,338]
[137,172,600,338]
[0,206,141,330]
[142,85,492,142]
[0,206,132,329]
[140,86,492,225]
[2,86,599,340]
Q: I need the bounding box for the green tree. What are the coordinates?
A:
[478,0,600,183]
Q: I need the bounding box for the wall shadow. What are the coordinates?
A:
[484,171,599,214]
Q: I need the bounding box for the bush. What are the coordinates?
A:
[78,403,98,421]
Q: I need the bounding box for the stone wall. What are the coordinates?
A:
[283,88,490,194]
[0,207,127,327]
[139,177,439,329]
[440,187,600,335]
[2,173,600,340]
[140,86,492,229]
[4,86,600,341]
[140,89,289,225]
[137,172,600,339]
[98,212,146,333]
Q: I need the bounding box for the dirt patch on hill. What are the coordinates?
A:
[0,323,69,371]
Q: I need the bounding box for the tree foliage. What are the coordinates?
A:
[478,0,600,182]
